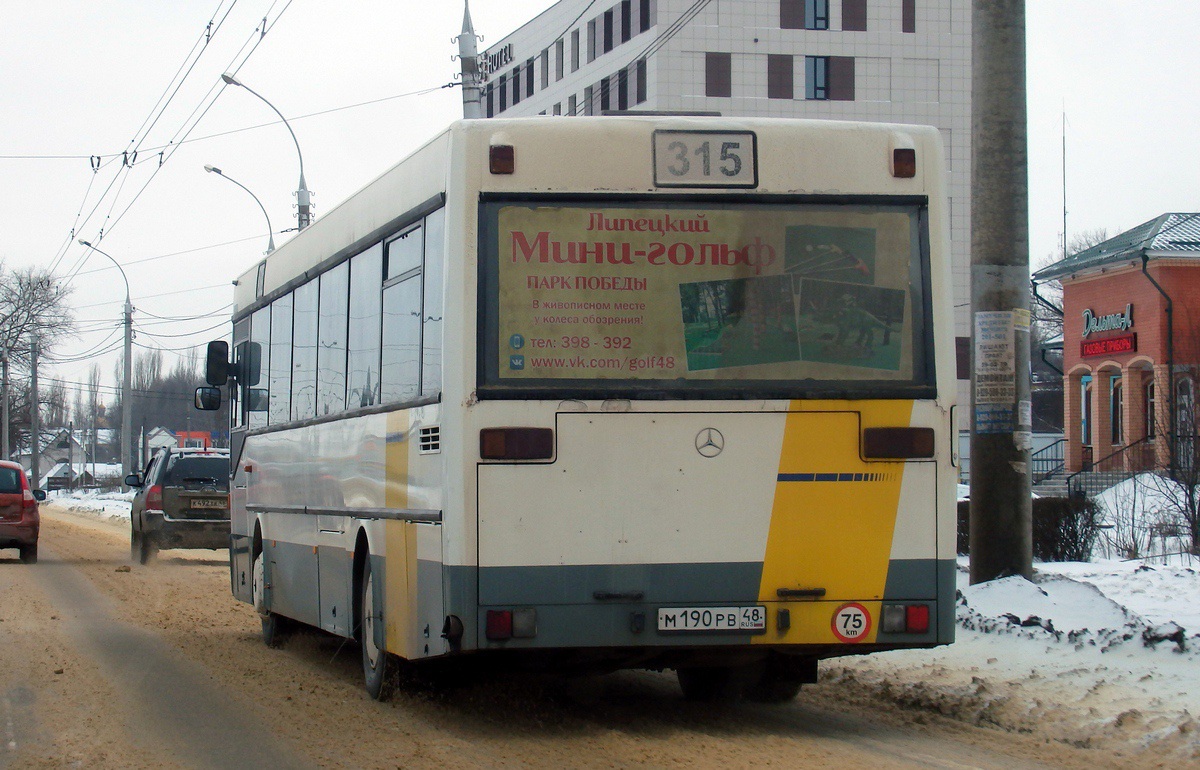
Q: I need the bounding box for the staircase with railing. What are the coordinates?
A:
[1030,438,1067,496]
[1065,436,1158,498]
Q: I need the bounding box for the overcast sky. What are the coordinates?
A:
[2,1,1197,398]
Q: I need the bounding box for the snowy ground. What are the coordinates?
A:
[48,489,1200,762]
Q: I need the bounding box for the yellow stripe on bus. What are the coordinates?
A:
[755,400,914,645]
[385,411,409,510]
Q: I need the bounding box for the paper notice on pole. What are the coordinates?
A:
[974,311,1016,434]
[974,311,1016,404]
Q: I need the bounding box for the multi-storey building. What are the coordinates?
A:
[477,0,972,360]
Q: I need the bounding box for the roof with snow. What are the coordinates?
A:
[1034,213,1200,281]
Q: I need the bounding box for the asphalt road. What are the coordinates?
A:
[0,506,1143,769]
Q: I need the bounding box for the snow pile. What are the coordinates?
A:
[1092,473,1195,561]
[827,559,1200,763]
[48,489,133,522]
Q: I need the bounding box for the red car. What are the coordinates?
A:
[0,460,45,563]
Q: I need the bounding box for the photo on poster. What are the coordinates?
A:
[679,275,800,371]
[784,225,877,284]
[796,278,906,371]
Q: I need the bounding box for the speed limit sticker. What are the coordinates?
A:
[831,603,872,643]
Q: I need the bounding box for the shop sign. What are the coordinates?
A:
[1081,333,1136,358]
[1081,304,1133,337]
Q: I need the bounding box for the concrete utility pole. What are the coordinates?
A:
[30,339,39,492]
[969,0,1033,583]
[458,1,484,119]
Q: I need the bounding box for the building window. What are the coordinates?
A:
[512,66,521,105]
[784,0,829,30]
[572,29,581,71]
[621,0,632,43]
[1082,379,1092,445]
[902,0,916,33]
[806,56,855,100]
[805,55,829,99]
[842,0,867,31]
[600,77,611,111]
[568,94,578,115]
[584,85,594,115]
[498,75,507,112]
[604,9,614,53]
[639,0,652,32]
[618,68,629,110]
[485,84,494,117]
[526,59,535,97]
[706,52,732,98]
[636,58,648,104]
[555,39,565,80]
[1111,378,1123,445]
[767,54,793,99]
[588,19,597,62]
[1146,381,1156,438]
[540,51,549,89]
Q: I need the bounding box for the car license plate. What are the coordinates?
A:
[657,606,767,633]
[191,498,226,509]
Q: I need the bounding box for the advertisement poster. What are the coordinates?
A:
[491,202,921,384]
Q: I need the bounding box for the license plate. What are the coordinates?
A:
[653,130,758,188]
[657,606,767,633]
[190,498,226,509]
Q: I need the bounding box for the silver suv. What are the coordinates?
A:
[126,447,230,564]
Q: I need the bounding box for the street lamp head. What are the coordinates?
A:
[77,238,91,247]
[221,73,242,87]
[204,164,222,175]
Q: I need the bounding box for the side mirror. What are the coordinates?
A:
[195,386,222,411]
[206,340,230,385]
[32,489,47,502]
[125,474,143,488]
[246,387,269,412]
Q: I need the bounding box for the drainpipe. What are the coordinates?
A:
[1141,250,1174,475]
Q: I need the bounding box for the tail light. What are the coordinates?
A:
[146,484,164,511]
[486,610,513,641]
[882,603,931,634]
[22,489,37,511]
[862,427,935,459]
[480,428,554,460]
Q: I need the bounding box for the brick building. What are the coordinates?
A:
[1033,214,1200,475]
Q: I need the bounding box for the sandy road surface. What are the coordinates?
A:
[0,505,1162,769]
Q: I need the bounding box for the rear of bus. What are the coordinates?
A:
[460,117,956,697]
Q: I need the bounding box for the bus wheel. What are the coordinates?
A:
[253,551,289,648]
[360,558,395,701]
[676,665,753,702]
[744,674,803,703]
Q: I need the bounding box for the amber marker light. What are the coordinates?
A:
[490,144,515,174]
[892,148,917,178]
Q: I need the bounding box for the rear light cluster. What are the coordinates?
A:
[479,428,554,460]
[145,484,164,511]
[22,489,37,511]
[882,603,931,634]
[862,427,935,459]
[485,609,537,641]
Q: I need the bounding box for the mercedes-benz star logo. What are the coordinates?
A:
[695,428,725,458]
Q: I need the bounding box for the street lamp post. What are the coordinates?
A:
[221,73,313,230]
[204,165,276,254]
[77,240,134,484]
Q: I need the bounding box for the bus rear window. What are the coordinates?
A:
[479,198,933,399]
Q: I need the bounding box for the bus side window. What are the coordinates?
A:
[422,207,445,397]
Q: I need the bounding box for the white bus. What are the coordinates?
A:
[198,115,956,701]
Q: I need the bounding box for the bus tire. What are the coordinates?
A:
[676,665,753,702]
[253,551,289,648]
[360,558,395,701]
[744,674,803,703]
